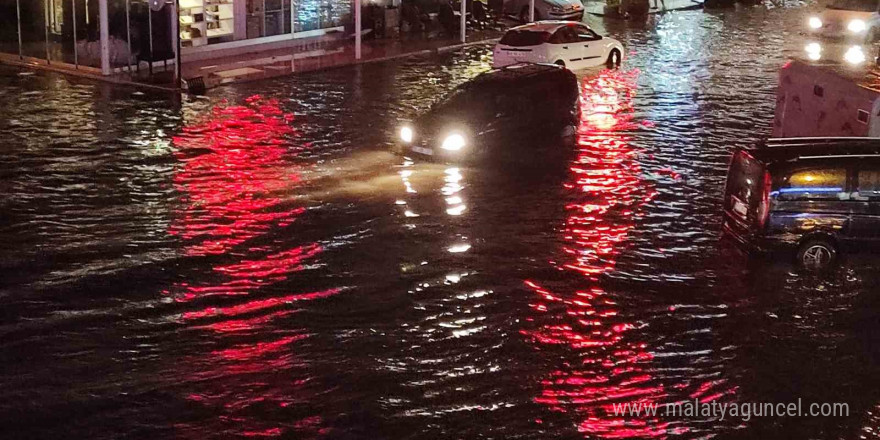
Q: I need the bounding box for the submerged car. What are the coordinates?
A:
[722,137,880,270]
[502,0,585,22]
[493,22,625,70]
[807,0,880,42]
[394,63,579,163]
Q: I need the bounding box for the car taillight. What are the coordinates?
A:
[756,170,771,229]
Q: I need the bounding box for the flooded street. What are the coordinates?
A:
[4,6,880,439]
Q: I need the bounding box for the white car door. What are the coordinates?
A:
[576,25,606,67]
[549,26,582,68]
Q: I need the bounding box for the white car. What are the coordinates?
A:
[807,0,880,42]
[492,21,624,70]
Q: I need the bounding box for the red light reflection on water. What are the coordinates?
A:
[167,96,333,438]
[524,70,671,438]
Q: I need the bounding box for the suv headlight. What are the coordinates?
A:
[441,133,466,151]
[808,16,822,29]
[844,45,866,65]
[400,126,413,143]
[848,19,867,33]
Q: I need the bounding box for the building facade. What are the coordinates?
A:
[0,0,354,76]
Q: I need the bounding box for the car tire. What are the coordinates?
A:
[606,49,621,68]
[795,238,837,271]
[554,60,565,68]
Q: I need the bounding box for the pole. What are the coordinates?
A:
[459,0,465,43]
[99,0,110,74]
[173,0,181,89]
[355,0,361,60]
[147,7,153,62]
[16,0,23,59]
[529,0,534,21]
[72,0,78,68]
[125,0,133,72]
[44,0,51,63]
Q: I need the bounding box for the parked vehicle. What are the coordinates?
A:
[722,137,880,270]
[394,63,580,163]
[502,0,584,22]
[493,21,624,69]
[807,0,880,42]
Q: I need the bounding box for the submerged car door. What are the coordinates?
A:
[849,160,880,246]
[772,164,853,242]
[575,24,605,67]
[549,26,581,67]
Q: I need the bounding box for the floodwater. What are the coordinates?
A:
[3,6,880,440]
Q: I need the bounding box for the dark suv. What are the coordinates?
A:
[394,63,580,164]
[722,137,880,270]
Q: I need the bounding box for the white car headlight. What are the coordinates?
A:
[805,42,822,60]
[808,16,822,29]
[844,45,866,65]
[400,126,413,143]
[849,19,867,33]
[441,133,466,151]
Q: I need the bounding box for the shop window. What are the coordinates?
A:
[180,0,234,47]
[294,0,346,33]
[247,0,291,38]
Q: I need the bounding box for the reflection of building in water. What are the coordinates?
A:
[165,96,338,438]
[524,70,733,438]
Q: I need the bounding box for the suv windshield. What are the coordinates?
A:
[828,0,877,11]
[499,30,551,47]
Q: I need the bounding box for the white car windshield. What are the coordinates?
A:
[828,0,877,11]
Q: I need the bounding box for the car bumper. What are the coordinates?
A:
[548,9,584,20]
[394,142,468,163]
[809,28,871,42]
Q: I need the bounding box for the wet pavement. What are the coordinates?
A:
[3,6,880,440]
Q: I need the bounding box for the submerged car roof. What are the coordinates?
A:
[746,137,880,164]
[464,63,572,90]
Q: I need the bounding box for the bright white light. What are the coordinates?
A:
[848,19,867,33]
[448,243,471,253]
[808,16,822,29]
[400,126,413,143]
[441,133,466,151]
[844,46,866,65]
[805,42,821,60]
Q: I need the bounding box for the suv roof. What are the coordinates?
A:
[465,63,571,90]
[746,137,880,163]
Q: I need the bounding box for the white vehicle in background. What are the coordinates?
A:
[807,0,880,42]
[492,21,625,70]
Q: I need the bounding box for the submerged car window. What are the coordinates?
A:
[500,30,551,47]
[550,27,578,44]
[857,168,880,198]
[435,86,503,119]
[828,0,877,11]
[777,168,848,201]
[576,26,601,41]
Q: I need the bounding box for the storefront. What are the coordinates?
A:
[0,0,354,76]
[177,0,351,56]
